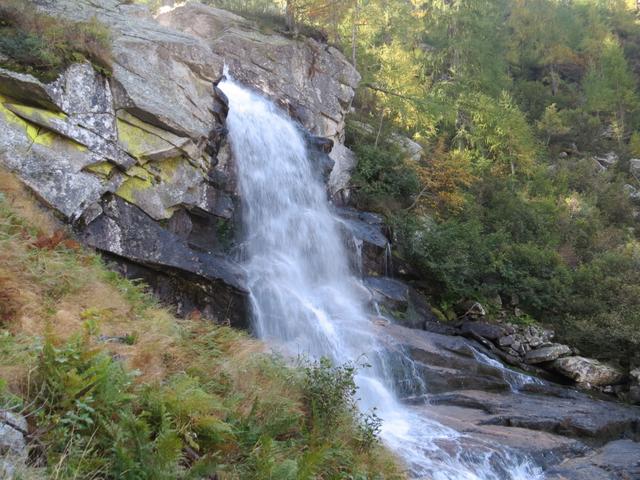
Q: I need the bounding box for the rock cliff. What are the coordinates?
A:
[0,0,360,324]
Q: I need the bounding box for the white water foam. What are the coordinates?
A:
[219,72,544,480]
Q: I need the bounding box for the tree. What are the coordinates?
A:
[456,92,538,176]
[583,35,637,143]
[537,103,570,145]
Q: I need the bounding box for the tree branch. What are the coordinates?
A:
[363,83,424,104]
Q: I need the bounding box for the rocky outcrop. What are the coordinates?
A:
[453,317,632,394]
[0,410,28,479]
[546,440,640,480]
[374,322,640,476]
[156,2,360,197]
[552,356,625,387]
[0,1,239,322]
[524,344,572,365]
[40,0,221,141]
[337,207,391,276]
[0,0,359,324]
[157,3,359,142]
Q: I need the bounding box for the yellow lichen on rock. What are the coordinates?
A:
[115,175,154,205]
[116,117,179,163]
[84,161,116,178]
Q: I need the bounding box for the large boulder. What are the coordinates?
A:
[524,344,572,365]
[552,356,625,387]
[379,323,513,395]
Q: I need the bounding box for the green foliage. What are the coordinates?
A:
[302,357,358,433]
[0,0,112,81]
[455,92,539,175]
[24,333,389,479]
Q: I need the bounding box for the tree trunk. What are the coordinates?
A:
[374,109,385,147]
[351,0,359,69]
[286,1,296,33]
[550,64,559,97]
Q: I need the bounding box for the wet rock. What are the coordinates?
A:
[552,356,625,387]
[365,277,437,330]
[79,195,247,327]
[305,134,335,182]
[429,389,640,442]
[336,207,390,276]
[365,276,409,313]
[423,403,588,470]
[380,323,511,394]
[524,344,572,365]
[546,440,640,480]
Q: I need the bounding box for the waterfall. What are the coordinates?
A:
[219,73,545,480]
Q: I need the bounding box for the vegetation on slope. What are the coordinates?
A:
[0,0,112,81]
[196,0,640,369]
[0,170,401,479]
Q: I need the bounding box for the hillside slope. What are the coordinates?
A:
[0,169,401,478]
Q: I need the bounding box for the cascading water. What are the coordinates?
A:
[219,73,545,480]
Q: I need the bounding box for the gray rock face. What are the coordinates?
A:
[80,195,247,326]
[157,2,360,193]
[328,143,357,200]
[0,410,28,478]
[0,1,255,323]
[380,323,513,395]
[374,322,640,477]
[0,68,59,110]
[552,356,625,387]
[524,344,572,365]
[336,207,391,276]
[546,440,640,480]
[157,3,359,142]
[0,411,27,458]
[41,0,220,141]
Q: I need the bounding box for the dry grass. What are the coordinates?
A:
[0,0,113,81]
[0,169,177,386]
[0,168,405,479]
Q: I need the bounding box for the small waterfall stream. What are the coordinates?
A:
[219,74,545,480]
